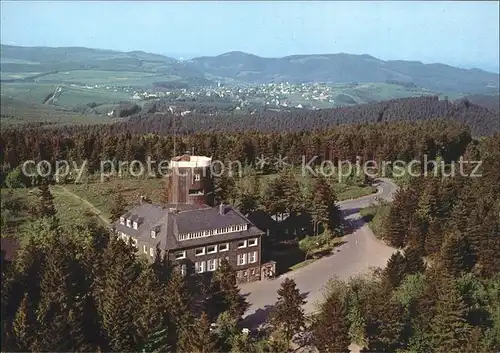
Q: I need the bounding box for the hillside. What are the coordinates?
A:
[119,96,499,137]
[1,45,499,95]
[456,94,500,113]
[0,44,209,85]
[189,51,499,94]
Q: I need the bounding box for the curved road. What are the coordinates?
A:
[240,178,398,327]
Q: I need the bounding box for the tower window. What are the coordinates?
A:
[188,189,204,195]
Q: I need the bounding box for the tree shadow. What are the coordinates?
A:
[241,304,276,330]
[341,207,360,218]
[241,291,310,331]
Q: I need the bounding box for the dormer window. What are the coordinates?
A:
[151,230,157,238]
[126,219,131,227]
[194,174,201,181]
[120,217,125,225]
[133,222,138,230]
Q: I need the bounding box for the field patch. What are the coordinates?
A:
[36,70,178,87]
[0,96,118,126]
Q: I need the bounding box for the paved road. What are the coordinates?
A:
[240,178,398,328]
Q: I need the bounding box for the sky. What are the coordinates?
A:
[1,1,499,72]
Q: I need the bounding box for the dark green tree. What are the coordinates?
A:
[312,291,350,353]
[439,232,473,276]
[5,166,26,188]
[32,236,93,351]
[383,206,407,248]
[269,278,306,350]
[210,258,249,321]
[383,251,407,289]
[166,269,193,352]
[135,265,170,351]
[100,236,140,351]
[183,312,219,353]
[363,289,407,353]
[403,245,426,275]
[110,190,127,223]
[12,293,37,351]
[37,182,57,218]
[430,275,472,353]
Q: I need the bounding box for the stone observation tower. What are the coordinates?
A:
[167,153,214,206]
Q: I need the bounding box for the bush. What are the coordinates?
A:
[4,167,26,188]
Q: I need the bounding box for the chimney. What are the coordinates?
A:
[219,203,225,215]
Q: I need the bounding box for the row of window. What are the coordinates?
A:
[173,238,258,259]
[195,257,230,274]
[237,268,257,278]
[175,253,259,276]
[237,251,258,266]
[120,218,139,230]
[178,224,249,241]
[119,233,258,266]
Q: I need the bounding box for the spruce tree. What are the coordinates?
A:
[383,207,407,248]
[214,172,237,205]
[310,176,332,233]
[424,218,444,256]
[363,289,406,352]
[100,236,140,351]
[12,293,37,351]
[184,312,219,353]
[260,178,286,220]
[312,291,350,353]
[383,251,407,288]
[269,278,306,350]
[36,182,60,231]
[33,236,91,351]
[439,232,473,276]
[141,328,171,353]
[37,182,57,218]
[416,178,439,229]
[135,265,170,350]
[210,258,248,321]
[430,275,472,353]
[110,190,127,223]
[279,171,302,215]
[404,245,426,274]
[166,269,193,352]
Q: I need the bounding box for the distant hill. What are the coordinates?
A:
[1,45,499,95]
[455,94,499,113]
[189,51,499,94]
[0,45,208,84]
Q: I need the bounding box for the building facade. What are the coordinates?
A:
[167,154,215,206]
[114,154,267,283]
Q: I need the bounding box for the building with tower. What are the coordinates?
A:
[114,153,274,283]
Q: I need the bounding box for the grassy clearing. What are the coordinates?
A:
[36,70,179,87]
[2,178,164,235]
[1,83,58,104]
[334,184,377,201]
[359,202,391,239]
[63,177,166,219]
[1,186,109,239]
[53,86,132,107]
[288,235,346,272]
[1,72,43,79]
[0,96,119,126]
[289,259,316,271]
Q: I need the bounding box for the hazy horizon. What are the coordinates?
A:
[1,1,499,73]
